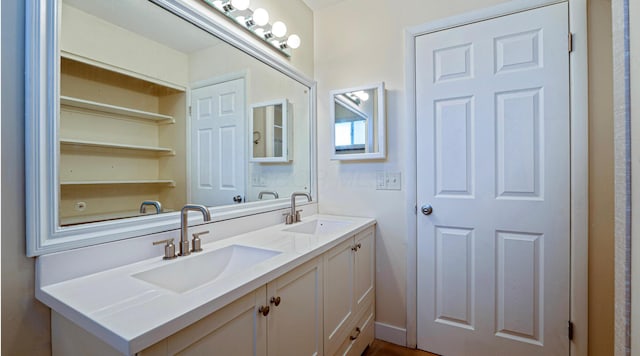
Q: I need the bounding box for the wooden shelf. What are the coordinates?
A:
[60,96,175,124]
[60,139,175,155]
[60,180,176,187]
[60,209,175,226]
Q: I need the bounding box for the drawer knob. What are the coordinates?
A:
[258,305,270,316]
[349,326,361,341]
[270,296,281,306]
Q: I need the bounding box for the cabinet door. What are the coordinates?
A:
[267,257,323,356]
[324,238,356,355]
[354,227,375,310]
[140,286,267,356]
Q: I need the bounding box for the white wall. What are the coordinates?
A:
[316,2,617,350]
[61,4,189,88]
[630,0,639,354]
[314,0,512,337]
[1,1,52,354]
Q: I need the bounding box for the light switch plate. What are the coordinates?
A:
[386,172,401,190]
[376,172,386,190]
[376,171,401,190]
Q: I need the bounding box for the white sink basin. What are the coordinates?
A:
[283,219,351,235]
[132,245,281,293]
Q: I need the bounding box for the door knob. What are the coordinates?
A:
[233,195,242,203]
[421,204,433,215]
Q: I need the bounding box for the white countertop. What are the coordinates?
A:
[36,214,375,355]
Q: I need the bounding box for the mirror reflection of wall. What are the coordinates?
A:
[58,0,311,226]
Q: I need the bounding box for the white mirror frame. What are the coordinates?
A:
[330,82,386,160]
[249,99,292,163]
[25,0,317,256]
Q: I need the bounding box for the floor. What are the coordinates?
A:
[363,340,439,356]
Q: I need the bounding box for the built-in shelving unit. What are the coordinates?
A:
[60,96,175,124]
[59,56,187,226]
[60,180,176,187]
[60,139,175,155]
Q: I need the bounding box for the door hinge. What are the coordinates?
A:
[414,205,418,215]
[568,321,574,340]
[568,33,574,53]
[188,106,192,116]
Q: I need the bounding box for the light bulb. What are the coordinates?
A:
[271,39,281,47]
[254,28,265,37]
[231,0,250,11]
[271,21,287,37]
[212,0,224,10]
[235,15,245,24]
[356,91,370,101]
[253,8,269,26]
[287,34,301,49]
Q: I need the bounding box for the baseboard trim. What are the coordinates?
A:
[374,322,407,346]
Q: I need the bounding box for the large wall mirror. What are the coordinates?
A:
[26,0,316,255]
[330,83,385,160]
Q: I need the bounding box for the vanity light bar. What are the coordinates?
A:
[203,0,301,57]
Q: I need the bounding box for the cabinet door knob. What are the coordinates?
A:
[351,245,358,251]
[258,305,270,316]
[270,296,281,306]
[349,327,361,341]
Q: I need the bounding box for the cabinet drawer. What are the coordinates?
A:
[333,301,375,356]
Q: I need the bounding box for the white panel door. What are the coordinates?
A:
[416,3,570,355]
[190,78,245,206]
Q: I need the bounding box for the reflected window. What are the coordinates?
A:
[335,119,366,153]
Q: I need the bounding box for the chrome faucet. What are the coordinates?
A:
[258,191,279,199]
[285,192,311,224]
[180,204,211,256]
[139,200,162,214]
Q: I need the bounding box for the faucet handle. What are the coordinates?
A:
[295,209,303,223]
[191,231,209,253]
[282,212,294,225]
[153,238,177,260]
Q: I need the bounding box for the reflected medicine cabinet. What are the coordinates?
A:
[250,99,292,162]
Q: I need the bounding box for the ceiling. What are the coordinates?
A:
[301,0,347,11]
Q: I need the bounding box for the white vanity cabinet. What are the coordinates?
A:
[267,257,324,356]
[47,221,376,356]
[324,227,375,355]
[52,257,323,356]
[139,286,268,356]
[52,287,268,356]
[141,257,323,356]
